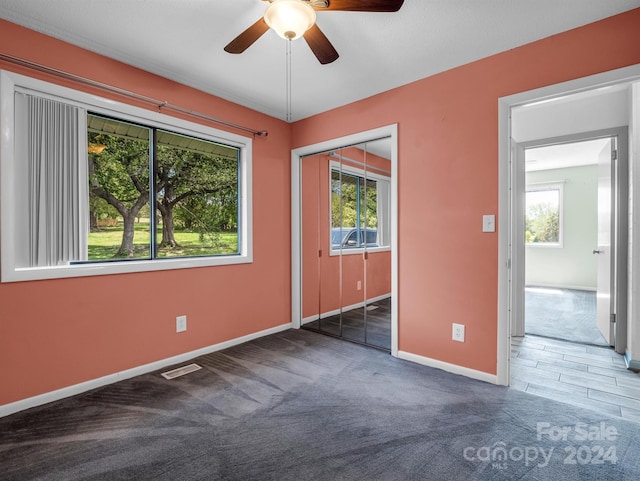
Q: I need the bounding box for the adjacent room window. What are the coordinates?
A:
[1,70,252,282]
[330,162,390,252]
[525,184,563,246]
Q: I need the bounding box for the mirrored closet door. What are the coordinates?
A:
[301,139,392,351]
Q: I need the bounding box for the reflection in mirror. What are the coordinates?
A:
[361,138,392,350]
[301,152,338,337]
[300,138,392,351]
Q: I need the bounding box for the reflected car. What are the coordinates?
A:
[331,227,378,249]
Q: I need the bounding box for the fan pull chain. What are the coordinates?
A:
[286,39,292,123]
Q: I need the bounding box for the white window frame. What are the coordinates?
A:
[1,70,253,282]
[524,182,564,248]
[329,160,391,256]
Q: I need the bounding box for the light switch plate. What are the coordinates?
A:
[176,315,187,333]
[482,214,495,233]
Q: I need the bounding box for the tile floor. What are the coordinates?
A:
[511,335,640,422]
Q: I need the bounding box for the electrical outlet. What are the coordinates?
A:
[452,323,465,342]
[357,280,362,290]
[176,315,187,333]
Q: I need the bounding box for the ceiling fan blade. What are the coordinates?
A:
[319,0,404,12]
[303,24,339,65]
[224,18,270,54]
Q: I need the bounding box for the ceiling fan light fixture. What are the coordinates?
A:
[264,0,316,40]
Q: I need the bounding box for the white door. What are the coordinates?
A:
[595,138,614,345]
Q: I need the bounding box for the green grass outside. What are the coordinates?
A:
[88,221,238,260]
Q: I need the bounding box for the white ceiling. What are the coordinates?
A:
[1,0,639,122]
[525,138,611,172]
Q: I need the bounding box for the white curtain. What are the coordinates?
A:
[377,180,391,247]
[19,93,88,267]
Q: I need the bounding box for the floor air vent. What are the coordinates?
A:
[161,363,202,380]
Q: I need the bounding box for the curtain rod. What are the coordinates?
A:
[0,53,268,138]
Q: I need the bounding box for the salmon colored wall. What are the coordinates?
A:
[301,153,391,320]
[0,20,291,406]
[302,156,322,317]
[292,8,640,375]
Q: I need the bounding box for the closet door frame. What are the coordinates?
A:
[291,124,398,356]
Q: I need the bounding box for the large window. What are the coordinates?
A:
[87,115,239,261]
[1,71,252,282]
[330,162,390,253]
[525,184,563,246]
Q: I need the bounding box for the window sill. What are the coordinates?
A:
[3,254,253,283]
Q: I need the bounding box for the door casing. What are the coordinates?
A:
[497,64,640,386]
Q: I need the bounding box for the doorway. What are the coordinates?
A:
[518,133,627,349]
[291,125,398,356]
[496,71,640,387]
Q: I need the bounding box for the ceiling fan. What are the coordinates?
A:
[224,0,405,65]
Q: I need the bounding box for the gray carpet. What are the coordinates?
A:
[525,287,608,346]
[1,329,639,480]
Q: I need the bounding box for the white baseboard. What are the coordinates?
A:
[397,350,498,384]
[0,322,292,418]
[301,293,391,325]
[625,350,640,370]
